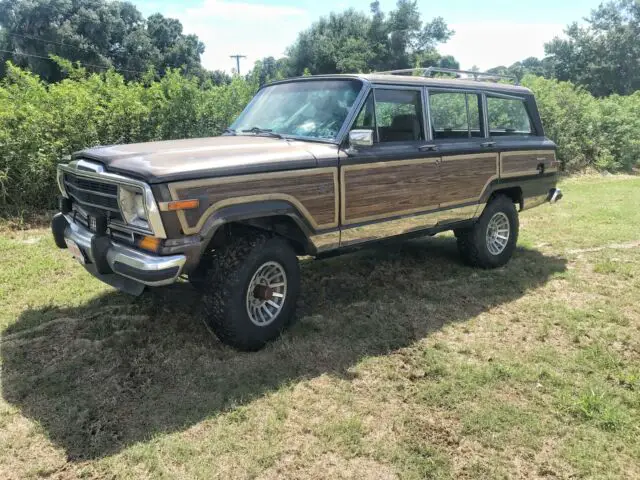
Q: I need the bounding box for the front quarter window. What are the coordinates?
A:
[232,80,363,141]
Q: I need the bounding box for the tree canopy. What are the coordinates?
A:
[544,0,640,96]
[0,0,205,82]
[285,0,455,76]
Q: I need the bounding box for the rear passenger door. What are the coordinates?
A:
[340,86,440,245]
[428,90,499,222]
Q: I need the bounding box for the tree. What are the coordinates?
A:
[0,0,205,82]
[285,0,454,75]
[249,56,290,86]
[387,1,452,70]
[544,0,640,96]
[488,57,553,82]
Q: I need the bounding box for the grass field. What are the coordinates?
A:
[1,175,639,479]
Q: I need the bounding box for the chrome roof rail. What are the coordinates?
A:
[373,67,519,85]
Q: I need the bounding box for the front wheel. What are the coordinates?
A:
[456,195,519,269]
[200,232,300,351]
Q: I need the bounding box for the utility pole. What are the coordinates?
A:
[229,54,247,75]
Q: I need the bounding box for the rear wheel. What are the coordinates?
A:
[198,231,300,351]
[456,195,519,269]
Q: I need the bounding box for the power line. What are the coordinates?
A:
[0,49,148,75]
[6,32,93,53]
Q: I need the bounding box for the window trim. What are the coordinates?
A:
[426,87,487,140]
[336,78,373,145]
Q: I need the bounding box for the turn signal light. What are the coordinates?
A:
[138,236,161,252]
[164,199,200,211]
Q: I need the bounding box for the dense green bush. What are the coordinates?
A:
[0,63,256,212]
[1,65,638,214]
[523,75,640,172]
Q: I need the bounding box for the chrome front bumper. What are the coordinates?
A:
[52,213,186,293]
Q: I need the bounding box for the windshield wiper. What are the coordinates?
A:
[241,127,283,139]
[223,128,236,135]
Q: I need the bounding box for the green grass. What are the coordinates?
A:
[1,175,640,479]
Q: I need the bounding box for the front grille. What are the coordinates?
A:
[64,172,123,221]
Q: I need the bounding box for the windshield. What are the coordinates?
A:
[231,79,363,141]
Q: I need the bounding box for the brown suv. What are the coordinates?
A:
[51,68,562,350]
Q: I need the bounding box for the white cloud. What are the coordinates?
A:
[171,1,309,73]
[440,23,566,71]
[182,0,306,19]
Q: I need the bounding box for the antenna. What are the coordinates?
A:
[229,54,247,75]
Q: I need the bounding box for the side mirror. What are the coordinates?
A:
[348,129,374,150]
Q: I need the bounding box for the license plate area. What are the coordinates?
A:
[65,239,87,265]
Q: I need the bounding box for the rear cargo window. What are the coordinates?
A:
[429,92,483,139]
[487,97,534,136]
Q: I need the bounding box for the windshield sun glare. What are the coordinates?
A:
[232,80,363,141]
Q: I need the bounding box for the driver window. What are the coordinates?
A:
[350,89,425,143]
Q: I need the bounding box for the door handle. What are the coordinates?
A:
[481,141,496,148]
[419,144,438,151]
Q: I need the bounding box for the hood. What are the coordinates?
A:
[72,135,338,184]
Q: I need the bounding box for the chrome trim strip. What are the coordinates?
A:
[58,163,167,239]
[63,215,184,286]
[424,86,433,142]
[309,231,341,253]
[340,204,479,247]
[481,93,489,139]
[75,159,105,173]
[56,168,68,198]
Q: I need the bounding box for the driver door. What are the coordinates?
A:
[339,87,441,246]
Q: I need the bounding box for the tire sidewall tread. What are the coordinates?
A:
[457,195,519,269]
[202,232,300,351]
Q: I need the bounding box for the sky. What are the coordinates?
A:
[135,0,603,74]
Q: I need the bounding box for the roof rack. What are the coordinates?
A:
[374,67,519,85]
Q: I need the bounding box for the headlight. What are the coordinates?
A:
[56,168,68,198]
[118,186,149,228]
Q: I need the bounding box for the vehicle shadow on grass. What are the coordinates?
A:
[1,236,567,460]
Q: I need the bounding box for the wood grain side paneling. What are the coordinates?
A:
[168,168,338,235]
[342,159,439,225]
[439,153,498,207]
[501,150,557,177]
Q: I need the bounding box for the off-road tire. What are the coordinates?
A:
[456,195,519,269]
[200,231,300,351]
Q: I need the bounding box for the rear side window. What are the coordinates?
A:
[429,92,483,139]
[487,97,534,136]
[374,89,425,142]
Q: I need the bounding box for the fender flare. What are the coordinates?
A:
[197,199,317,253]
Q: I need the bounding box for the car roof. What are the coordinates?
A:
[270,73,533,96]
